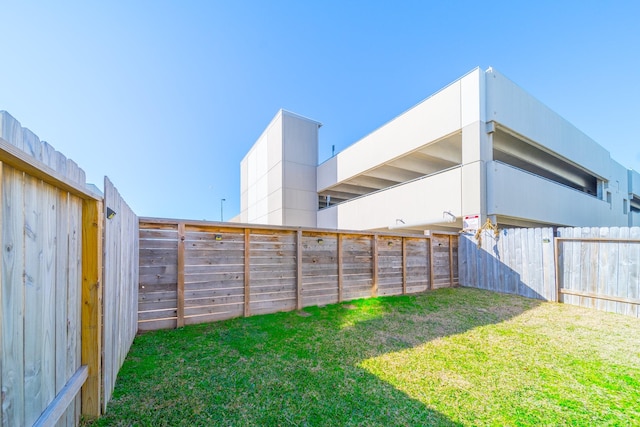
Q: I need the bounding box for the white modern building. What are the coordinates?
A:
[238,67,640,232]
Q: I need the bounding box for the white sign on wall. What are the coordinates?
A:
[463,214,480,230]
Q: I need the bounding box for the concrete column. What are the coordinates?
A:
[460,120,492,222]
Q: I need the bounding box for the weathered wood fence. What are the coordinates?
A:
[459,227,557,300]
[0,111,138,425]
[138,218,459,331]
[459,226,640,318]
[102,177,139,413]
[556,227,640,317]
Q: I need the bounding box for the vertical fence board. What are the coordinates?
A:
[42,182,57,413]
[68,196,82,426]
[630,228,640,318]
[593,228,606,311]
[618,227,630,315]
[55,191,69,401]
[24,175,45,426]
[2,164,25,427]
[541,228,555,301]
[578,228,591,308]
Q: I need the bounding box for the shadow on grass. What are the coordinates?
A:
[95,288,541,426]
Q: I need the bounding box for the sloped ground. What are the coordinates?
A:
[89,288,640,426]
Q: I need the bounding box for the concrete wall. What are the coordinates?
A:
[240,110,319,227]
[317,68,482,192]
[487,161,628,227]
[460,68,490,221]
[317,168,462,230]
[240,111,283,224]
[485,68,611,180]
[282,112,319,226]
[629,169,640,198]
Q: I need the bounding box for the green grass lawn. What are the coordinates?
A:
[91,288,640,426]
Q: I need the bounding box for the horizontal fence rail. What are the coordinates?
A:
[138,218,458,331]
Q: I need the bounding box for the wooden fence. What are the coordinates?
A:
[556,227,640,317]
[138,218,458,331]
[0,111,139,425]
[459,227,556,301]
[102,177,139,413]
[459,226,640,318]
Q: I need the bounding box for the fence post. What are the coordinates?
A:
[337,234,343,302]
[372,234,379,297]
[449,235,454,287]
[296,230,303,310]
[244,228,251,317]
[401,237,407,295]
[428,237,434,290]
[81,198,103,418]
[177,223,185,327]
[554,236,561,303]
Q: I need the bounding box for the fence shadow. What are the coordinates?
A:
[102,288,541,426]
[458,229,556,301]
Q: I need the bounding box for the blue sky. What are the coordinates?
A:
[2,1,639,220]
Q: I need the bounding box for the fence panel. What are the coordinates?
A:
[458,227,556,301]
[377,236,403,297]
[102,177,139,411]
[1,111,97,426]
[138,224,179,331]
[405,238,430,293]
[302,232,340,306]
[249,229,298,315]
[431,233,458,288]
[556,227,640,318]
[341,234,374,301]
[138,219,460,330]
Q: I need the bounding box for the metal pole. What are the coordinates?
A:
[220,198,226,222]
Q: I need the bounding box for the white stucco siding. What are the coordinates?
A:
[486,69,610,179]
[317,168,462,231]
[487,161,627,227]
